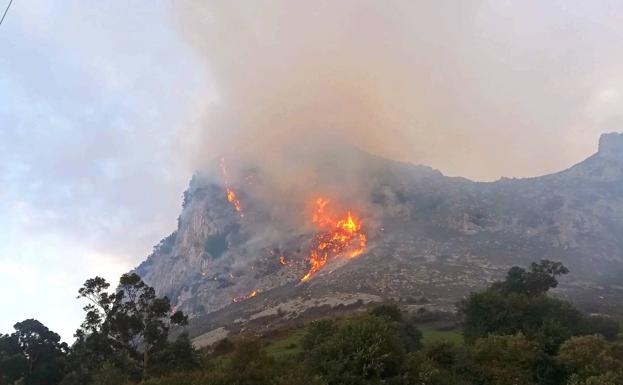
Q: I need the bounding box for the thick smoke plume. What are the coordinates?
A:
[173,1,623,181]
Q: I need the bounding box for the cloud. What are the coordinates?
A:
[0,0,208,340]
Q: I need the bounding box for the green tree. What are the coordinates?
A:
[0,332,27,384]
[469,334,540,385]
[0,320,68,385]
[211,338,278,385]
[497,260,569,296]
[402,341,475,385]
[301,319,335,352]
[403,352,447,385]
[305,314,405,385]
[70,273,191,382]
[585,315,620,341]
[558,335,623,384]
[370,304,423,351]
[458,261,587,351]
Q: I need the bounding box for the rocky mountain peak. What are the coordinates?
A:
[598,132,623,161]
[135,134,623,333]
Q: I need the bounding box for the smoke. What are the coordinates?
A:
[172,0,623,181]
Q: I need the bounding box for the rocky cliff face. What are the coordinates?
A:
[135,133,623,332]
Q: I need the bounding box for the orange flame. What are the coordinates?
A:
[279,255,287,265]
[219,157,244,217]
[233,290,258,303]
[301,198,367,282]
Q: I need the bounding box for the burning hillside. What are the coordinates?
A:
[301,198,367,282]
[216,155,369,284]
[134,134,623,330]
[232,290,258,303]
[219,157,243,217]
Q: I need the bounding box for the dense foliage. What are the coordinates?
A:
[1,260,621,385]
[0,319,69,385]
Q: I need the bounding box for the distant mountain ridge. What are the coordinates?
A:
[135,132,623,336]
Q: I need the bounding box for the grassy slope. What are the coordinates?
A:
[263,320,463,360]
[418,322,463,344]
[265,327,307,358]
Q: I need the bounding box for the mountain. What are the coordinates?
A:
[135,133,623,341]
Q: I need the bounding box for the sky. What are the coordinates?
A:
[1,0,622,342]
[0,1,211,341]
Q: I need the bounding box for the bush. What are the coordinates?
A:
[403,352,446,385]
[558,335,623,381]
[459,288,587,349]
[301,319,336,351]
[212,338,278,385]
[305,314,405,385]
[370,304,403,322]
[469,334,540,385]
[369,305,422,351]
[586,315,620,341]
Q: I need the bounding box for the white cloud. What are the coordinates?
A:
[0,0,211,341]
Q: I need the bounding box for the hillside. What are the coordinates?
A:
[135,133,623,340]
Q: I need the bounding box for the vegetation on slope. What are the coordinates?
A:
[1,260,621,385]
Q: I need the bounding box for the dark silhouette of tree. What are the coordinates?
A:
[0,319,68,385]
[496,260,569,296]
[371,304,423,351]
[0,332,26,384]
[69,273,191,382]
[459,261,583,345]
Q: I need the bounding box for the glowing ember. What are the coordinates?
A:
[301,198,367,282]
[219,157,244,217]
[233,290,258,303]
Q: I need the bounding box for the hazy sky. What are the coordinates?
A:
[1,0,622,341]
[0,1,210,341]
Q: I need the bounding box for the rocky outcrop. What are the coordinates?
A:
[136,133,623,328]
[599,132,623,161]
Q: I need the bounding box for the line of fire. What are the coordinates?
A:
[218,160,368,302]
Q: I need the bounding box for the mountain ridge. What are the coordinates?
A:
[135,132,623,337]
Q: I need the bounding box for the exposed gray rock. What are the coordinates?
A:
[135,133,623,332]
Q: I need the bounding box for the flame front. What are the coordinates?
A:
[219,157,244,217]
[301,198,367,282]
[233,290,257,303]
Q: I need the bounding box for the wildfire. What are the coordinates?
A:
[233,290,258,303]
[301,198,367,282]
[219,157,244,217]
[279,255,287,265]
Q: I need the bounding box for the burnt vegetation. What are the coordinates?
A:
[1,260,622,385]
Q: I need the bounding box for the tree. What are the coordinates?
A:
[304,314,405,385]
[72,273,191,381]
[413,341,473,385]
[585,315,620,341]
[497,260,569,296]
[370,304,423,351]
[0,332,27,385]
[223,339,277,385]
[469,334,540,385]
[558,335,623,383]
[370,304,403,322]
[301,319,335,352]
[0,320,68,385]
[458,261,585,349]
[403,352,447,385]
[148,333,198,377]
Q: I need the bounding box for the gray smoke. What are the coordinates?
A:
[173,1,623,182]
